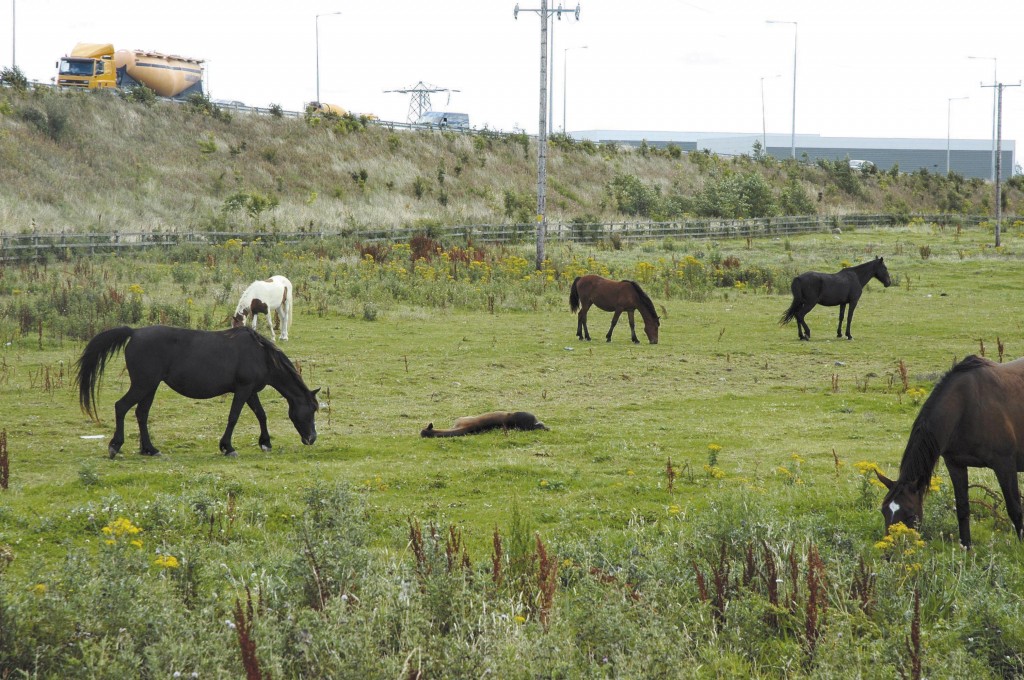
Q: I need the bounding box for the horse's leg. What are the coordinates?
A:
[606,310,623,342]
[578,302,592,341]
[266,311,277,342]
[218,390,251,457]
[836,304,846,338]
[247,392,272,452]
[945,461,972,548]
[796,303,815,340]
[844,301,857,340]
[993,459,1024,540]
[626,310,640,344]
[280,304,290,341]
[109,384,148,458]
[134,388,161,456]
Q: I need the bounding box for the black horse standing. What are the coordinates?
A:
[76,325,319,458]
[780,257,891,340]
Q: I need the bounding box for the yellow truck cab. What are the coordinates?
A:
[57,43,117,91]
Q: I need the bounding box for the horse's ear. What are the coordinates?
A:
[312,387,321,396]
[875,471,895,490]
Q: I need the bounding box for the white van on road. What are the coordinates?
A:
[416,111,470,130]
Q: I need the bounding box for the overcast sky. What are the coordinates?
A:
[3,0,1022,166]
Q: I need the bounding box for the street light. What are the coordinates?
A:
[315,11,342,106]
[563,45,587,134]
[968,55,997,181]
[946,96,968,175]
[760,74,781,156]
[766,20,797,160]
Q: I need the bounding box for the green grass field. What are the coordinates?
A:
[1,222,1023,678]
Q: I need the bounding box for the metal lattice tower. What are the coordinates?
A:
[384,81,460,123]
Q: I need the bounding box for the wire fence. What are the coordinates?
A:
[0,214,998,263]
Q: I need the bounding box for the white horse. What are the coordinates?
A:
[232,275,293,341]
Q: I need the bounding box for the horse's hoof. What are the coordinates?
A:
[222,449,238,458]
[799,337,809,342]
[141,450,161,457]
[108,446,119,459]
[260,444,272,452]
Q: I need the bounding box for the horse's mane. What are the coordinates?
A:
[240,328,313,399]
[626,280,660,326]
[894,355,992,490]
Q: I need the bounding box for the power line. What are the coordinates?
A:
[384,81,460,124]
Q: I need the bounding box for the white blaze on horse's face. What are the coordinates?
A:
[888,500,901,517]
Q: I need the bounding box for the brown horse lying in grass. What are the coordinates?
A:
[421,411,548,437]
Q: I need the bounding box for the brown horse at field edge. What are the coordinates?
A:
[877,355,1024,548]
[569,275,660,344]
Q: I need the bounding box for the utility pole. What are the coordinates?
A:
[981,81,1021,247]
[515,2,580,270]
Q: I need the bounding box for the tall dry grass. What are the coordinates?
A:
[0,86,1017,234]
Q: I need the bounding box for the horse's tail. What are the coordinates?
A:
[569,276,581,313]
[626,281,660,326]
[779,277,803,326]
[76,326,134,421]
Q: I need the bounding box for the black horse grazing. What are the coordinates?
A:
[569,275,660,344]
[76,326,319,458]
[877,355,1024,548]
[780,256,891,340]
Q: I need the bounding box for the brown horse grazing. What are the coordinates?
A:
[877,355,1024,548]
[780,257,891,340]
[421,411,548,438]
[569,275,660,344]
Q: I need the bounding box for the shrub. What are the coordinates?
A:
[779,177,816,215]
[222,191,279,223]
[503,189,534,224]
[608,174,660,218]
[0,65,28,91]
[17,99,73,143]
[120,85,157,107]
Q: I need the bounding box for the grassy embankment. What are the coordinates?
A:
[2,85,1020,235]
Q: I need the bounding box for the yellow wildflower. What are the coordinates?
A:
[853,461,884,476]
[154,555,180,569]
[703,465,725,479]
